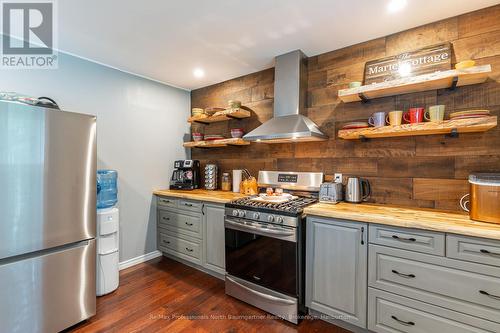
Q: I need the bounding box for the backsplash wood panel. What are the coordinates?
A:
[191,5,500,211]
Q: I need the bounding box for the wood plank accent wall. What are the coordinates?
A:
[190,5,500,211]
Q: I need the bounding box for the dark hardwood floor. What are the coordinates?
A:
[69,256,351,333]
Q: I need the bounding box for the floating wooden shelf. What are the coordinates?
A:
[338,65,491,103]
[183,138,250,148]
[188,108,251,124]
[338,116,497,140]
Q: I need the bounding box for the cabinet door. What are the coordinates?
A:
[306,217,367,328]
[203,203,226,275]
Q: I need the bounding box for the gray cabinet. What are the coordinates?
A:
[306,217,368,329]
[203,203,226,275]
[368,288,500,333]
[156,196,226,278]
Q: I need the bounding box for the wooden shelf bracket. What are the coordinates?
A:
[359,135,371,142]
[448,76,459,91]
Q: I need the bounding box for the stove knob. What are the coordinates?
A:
[253,212,260,219]
[238,210,246,218]
[276,216,284,224]
[232,209,239,217]
[267,215,275,223]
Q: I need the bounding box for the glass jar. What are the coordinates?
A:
[221,172,231,191]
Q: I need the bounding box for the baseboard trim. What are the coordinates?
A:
[119,250,162,270]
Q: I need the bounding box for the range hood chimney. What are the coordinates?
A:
[243,50,328,143]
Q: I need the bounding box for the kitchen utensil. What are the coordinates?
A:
[204,164,218,190]
[345,177,371,203]
[460,173,500,224]
[240,169,257,195]
[191,108,204,116]
[403,107,424,124]
[349,81,362,88]
[455,60,475,70]
[425,105,445,122]
[342,121,369,129]
[319,182,343,204]
[221,172,231,191]
[230,128,244,138]
[386,111,403,126]
[192,132,204,142]
[232,170,242,193]
[368,112,387,127]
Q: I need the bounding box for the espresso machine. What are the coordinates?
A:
[169,160,200,190]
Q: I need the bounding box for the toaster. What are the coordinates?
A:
[319,182,343,204]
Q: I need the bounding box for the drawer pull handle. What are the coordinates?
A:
[480,249,500,256]
[163,240,170,244]
[162,217,170,221]
[479,290,500,300]
[392,235,416,242]
[391,315,415,326]
[184,203,193,207]
[161,200,170,203]
[185,247,194,252]
[185,222,194,226]
[392,270,416,278]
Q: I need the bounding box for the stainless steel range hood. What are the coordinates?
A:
[243,50,328,143]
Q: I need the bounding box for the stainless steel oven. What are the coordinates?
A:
[224,170,323,324]
[225,216,303,323]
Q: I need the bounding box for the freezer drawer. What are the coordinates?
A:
[0,239,96,333]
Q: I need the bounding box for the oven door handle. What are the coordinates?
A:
[225,219,295,237]
[226,276,296,305]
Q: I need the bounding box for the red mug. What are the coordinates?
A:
[403,107,424,124]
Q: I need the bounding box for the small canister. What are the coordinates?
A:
[461,173,500,224]
[221,172,231,191]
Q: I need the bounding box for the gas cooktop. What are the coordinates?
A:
[227,196,317,216]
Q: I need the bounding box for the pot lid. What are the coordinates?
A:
[469,173,500,186]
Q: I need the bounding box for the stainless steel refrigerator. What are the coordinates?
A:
[0,99,97,333]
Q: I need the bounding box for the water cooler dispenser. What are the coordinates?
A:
[96,170,119,296]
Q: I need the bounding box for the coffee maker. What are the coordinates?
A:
[169,160,200,190]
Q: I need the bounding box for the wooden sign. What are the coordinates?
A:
[364,43,452,85]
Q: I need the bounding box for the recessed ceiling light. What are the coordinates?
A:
[387,0,407,13]
[193,68,205,78]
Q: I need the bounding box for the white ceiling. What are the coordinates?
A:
[59,0,499,90]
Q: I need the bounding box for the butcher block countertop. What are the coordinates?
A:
[153,189,244,204]
[304,202,500,240]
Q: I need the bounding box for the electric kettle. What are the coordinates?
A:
[345,177,371,203]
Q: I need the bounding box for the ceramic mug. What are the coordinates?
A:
[403,107,424,124]
[425,105,445,122]
[386,111,403,126]
[368,111,387,127]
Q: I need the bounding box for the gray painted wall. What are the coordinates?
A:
[0,52,191,262]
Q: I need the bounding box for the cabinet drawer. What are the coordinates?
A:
[178,199,202,212]
[157,196,178,209]
[368,288,500,333]
[158,231,201,264]
[369,224,445,256]
[447,235,500,267]
[158,210,202,239]
[369,244,500,323]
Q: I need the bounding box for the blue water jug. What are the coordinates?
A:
[97,170,118,209]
